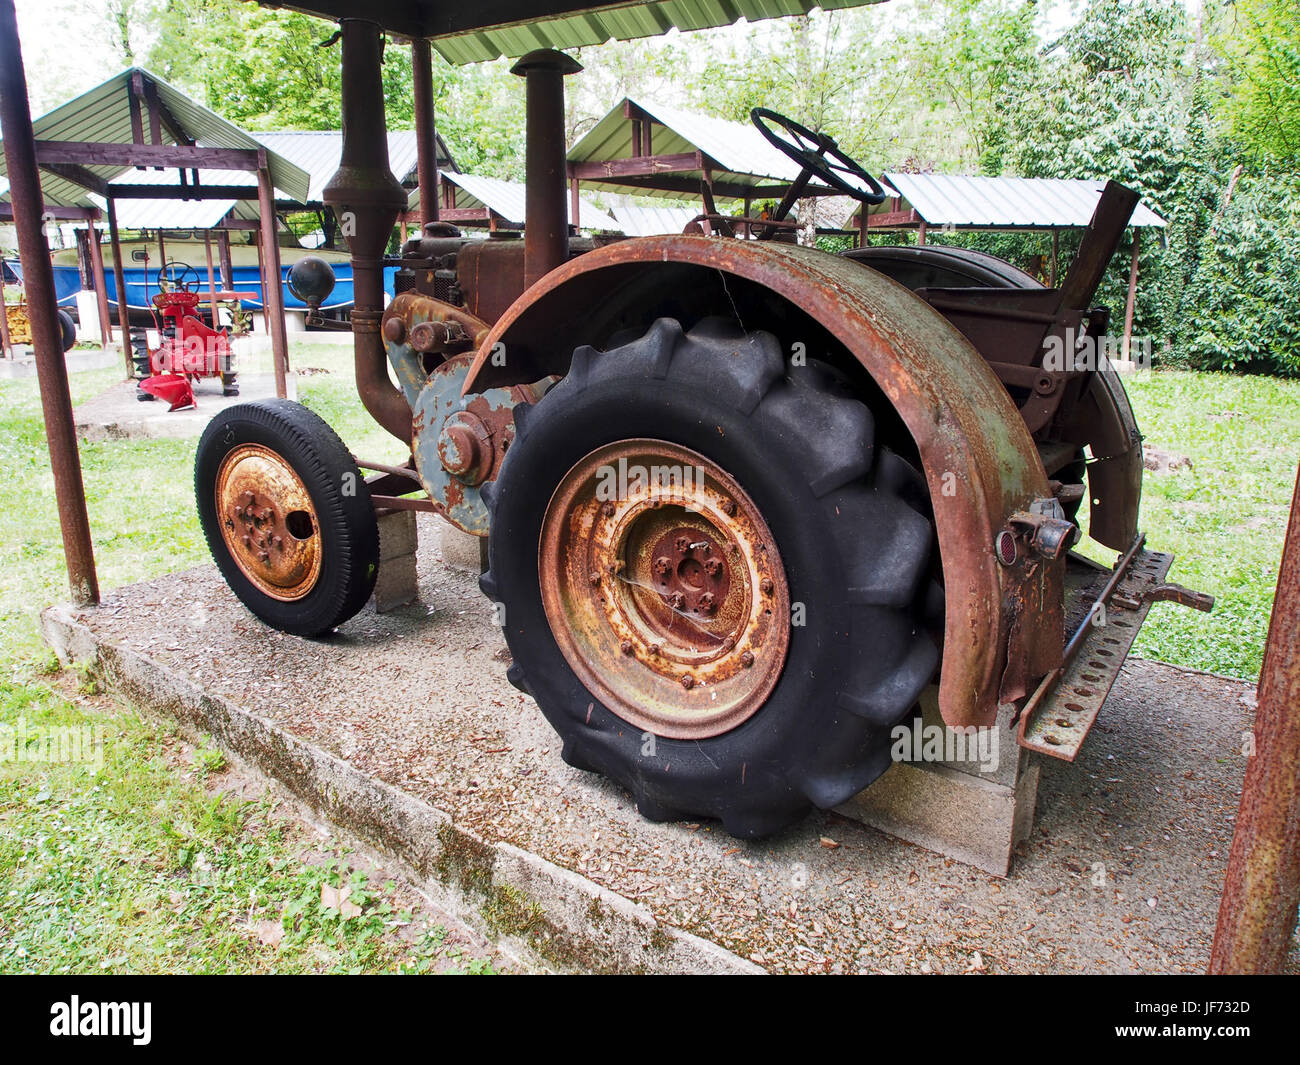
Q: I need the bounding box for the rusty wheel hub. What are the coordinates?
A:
[539,440,789,739]
[215,444,322,601]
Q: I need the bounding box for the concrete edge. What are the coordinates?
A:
[41,604,761,976]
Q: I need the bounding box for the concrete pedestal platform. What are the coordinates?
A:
[72,373,296,442]
[40,515,1286,974]
[0,344,121,379]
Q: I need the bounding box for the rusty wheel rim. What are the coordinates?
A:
[215,444,322,602]
[539,440,790,740]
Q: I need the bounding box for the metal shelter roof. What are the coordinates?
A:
[611,203,698,234]
[866,173,1168,231]
[435,170,622,230]
[256,130,459,203]
[0,67,310,211]
[262,1,886,64]
[568,96,832,200]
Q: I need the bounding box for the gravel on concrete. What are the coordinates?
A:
[45,513,1297,974]
[73,373,295,442]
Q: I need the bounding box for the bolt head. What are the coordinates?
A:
[588,571,601,586]
[601,501,616,518]
[719,498,736,516]
[740,651,755,668]
[760,577,775,596]
[705,558,722,577]
[675,535,690,553]
[620,640,634,656]
[680,674,695,690]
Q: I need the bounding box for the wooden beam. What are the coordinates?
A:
[86,222,112,348]
[0,202,99,221]
[568,152,704,180]
[37,161,108,196]
[866,208,921,228]
[141,74,193,146]
[35,141,260,170]
[438,207,493,222]
[257,165,289,399]
[106,183,258,201]
[128,72,145,147]
[106,198,132,376]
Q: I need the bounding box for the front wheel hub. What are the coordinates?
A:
[215,443,322,601]
[539,439,790,739]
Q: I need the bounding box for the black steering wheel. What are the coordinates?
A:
[157,261,202,293]
[751,107,887,206]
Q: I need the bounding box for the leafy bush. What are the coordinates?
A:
[1175,172,1300,376]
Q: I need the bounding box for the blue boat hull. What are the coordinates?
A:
[7,259,397,313]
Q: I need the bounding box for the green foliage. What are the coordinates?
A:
[1216,0,1300,167]
[1177,171,1300,376]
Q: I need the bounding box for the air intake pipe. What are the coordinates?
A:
[510,49,582,290]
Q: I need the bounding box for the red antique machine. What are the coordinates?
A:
[137,261,243,410]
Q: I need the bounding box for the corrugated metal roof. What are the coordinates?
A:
[872,173,1167,230]
[255,130,459,203]
[436,170,623,231]
[427,0,887,64]
[611,203,698,234]
[568,96,834,199]
[102,198,239,230]
[0,67,310,208]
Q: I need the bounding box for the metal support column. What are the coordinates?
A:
[412,37,440,227]
[0,0,98,604]
[257,156,289,398]
[1210,465,1300,973]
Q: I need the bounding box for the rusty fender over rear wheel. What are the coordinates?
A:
[463,237,1060,728]
[480,317,941,838]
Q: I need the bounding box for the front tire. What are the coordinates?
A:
[482,317,940,838]
[196,399,379,636]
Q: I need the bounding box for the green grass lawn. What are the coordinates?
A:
[0,340,491,974]
[0,342,1294,972]
[1115,370,1298,680]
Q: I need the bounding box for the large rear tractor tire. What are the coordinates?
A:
[481,317,940,839]
[196,399,379,636]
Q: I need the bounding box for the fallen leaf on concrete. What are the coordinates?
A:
[819,837,841,850]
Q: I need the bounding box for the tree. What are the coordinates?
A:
[1216,0,1300,166]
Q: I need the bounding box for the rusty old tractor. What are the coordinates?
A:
[195,34,1211,840]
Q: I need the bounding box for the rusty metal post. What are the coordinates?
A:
[0,273,12,358]
[203,229,219,327]
[1121,228,1140,362]
[257,158,289,398]
[106,198,132,375]
[412,37,440,226]
[1209,465,1300,974]
[0,0,98,604]
[217,229,234,291]
[86,219,111,348]
[324,18,412,445]
[510,49,582,290]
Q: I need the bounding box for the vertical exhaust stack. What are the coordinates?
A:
[510,49,582,290]
[323,19,413,444]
